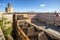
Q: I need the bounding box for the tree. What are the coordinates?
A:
[0,17,13,40]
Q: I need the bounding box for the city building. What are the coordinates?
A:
[5,3,13,13]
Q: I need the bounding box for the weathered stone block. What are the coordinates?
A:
[27,27,35,36]
[38,32,48,40]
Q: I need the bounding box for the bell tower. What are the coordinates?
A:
[8,3,11,7]
[5,3,13,13]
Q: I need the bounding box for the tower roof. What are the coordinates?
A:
[8,3,11,7]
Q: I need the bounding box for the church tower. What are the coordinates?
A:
[5,3,13,13]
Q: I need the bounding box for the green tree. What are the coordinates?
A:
[0,17,13,40]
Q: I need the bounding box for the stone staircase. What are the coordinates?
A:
[19,22,49,40]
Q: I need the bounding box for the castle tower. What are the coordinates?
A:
[5,3,13,13]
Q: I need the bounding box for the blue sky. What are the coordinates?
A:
[0,0,60,12]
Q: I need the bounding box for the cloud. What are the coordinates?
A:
[0,3,5,6]
[40,4,45,7]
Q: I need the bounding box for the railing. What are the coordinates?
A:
[16,20,60,40]
[17,21,48,40]
[16,20,30,40]
[16,26,30,40]
[27,22,60,40]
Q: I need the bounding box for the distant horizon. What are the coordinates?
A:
[0,0,60,12]
[0,11,60,13]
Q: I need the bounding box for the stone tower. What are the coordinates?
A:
[5,3,13,13]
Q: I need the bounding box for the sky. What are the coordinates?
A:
[0,0,60,12]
